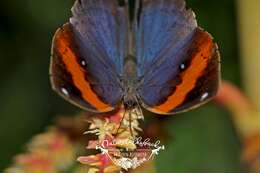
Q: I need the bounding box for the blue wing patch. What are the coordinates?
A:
[135,0,197,77]
[70,0,127,75]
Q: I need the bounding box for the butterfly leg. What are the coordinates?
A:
[134,96,144,120]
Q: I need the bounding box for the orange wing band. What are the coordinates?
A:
[151,30,214,114]
[54,26,113,112]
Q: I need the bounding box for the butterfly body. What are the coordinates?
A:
[121,55,140,110]
[50,0,221,115]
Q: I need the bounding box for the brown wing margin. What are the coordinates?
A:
[147,28,221,115]
[49,23,114,113]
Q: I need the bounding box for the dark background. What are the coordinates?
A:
[0,0,245,172]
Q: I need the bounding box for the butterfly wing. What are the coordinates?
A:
[50,0,127,112]
[135,0,220,114]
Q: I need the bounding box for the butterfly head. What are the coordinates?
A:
[121,83,138,110]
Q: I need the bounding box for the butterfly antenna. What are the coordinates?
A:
[116,108,127,135]
[129,110,134,137]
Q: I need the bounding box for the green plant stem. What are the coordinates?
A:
[237,0,260,110]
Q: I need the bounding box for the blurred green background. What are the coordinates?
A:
[0,0,245,172]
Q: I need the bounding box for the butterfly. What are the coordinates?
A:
[50,0,220,115]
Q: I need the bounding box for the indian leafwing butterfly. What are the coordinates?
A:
[50,0,220,115]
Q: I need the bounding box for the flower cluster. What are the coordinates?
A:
[4,110,157,173]
[78,108,144,173]
[4,115,90,173]
[4,128,77,173]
